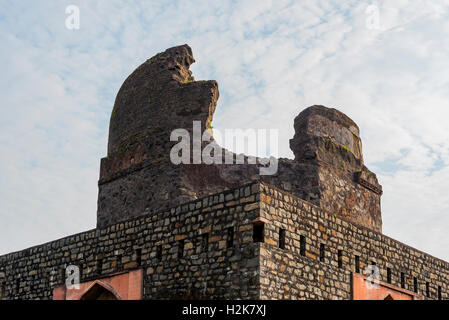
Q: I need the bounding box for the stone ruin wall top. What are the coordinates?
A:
[97,44,383,232]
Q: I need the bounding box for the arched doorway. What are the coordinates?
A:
[53,269,142,300]
[384,294,394,300]
[80,282,121,300]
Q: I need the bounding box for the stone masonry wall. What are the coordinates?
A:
[0,184,261,300]
[0,182,447,300]
[317,165,382,232]
[258,183,448,300]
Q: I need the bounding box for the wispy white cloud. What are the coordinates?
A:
[0,0,448,261]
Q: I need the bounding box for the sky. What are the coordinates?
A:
[0,0,448,262]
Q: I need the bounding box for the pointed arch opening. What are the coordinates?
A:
[80,281,122,300]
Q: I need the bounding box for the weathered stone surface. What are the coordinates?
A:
[0,182,447,300]
[258,183,448,300]
[97,44,221,228]
[290,105,363,163]
[97,44,382,232]
[107,44,213,156]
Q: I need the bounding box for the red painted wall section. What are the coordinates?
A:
[353,273,421,300]
[53,269,143,300]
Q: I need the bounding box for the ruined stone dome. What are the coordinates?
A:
[107,44,217,156]
[98,44,381,233]
[290,105,364,165]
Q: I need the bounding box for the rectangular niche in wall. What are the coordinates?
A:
[253,223,264,243]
